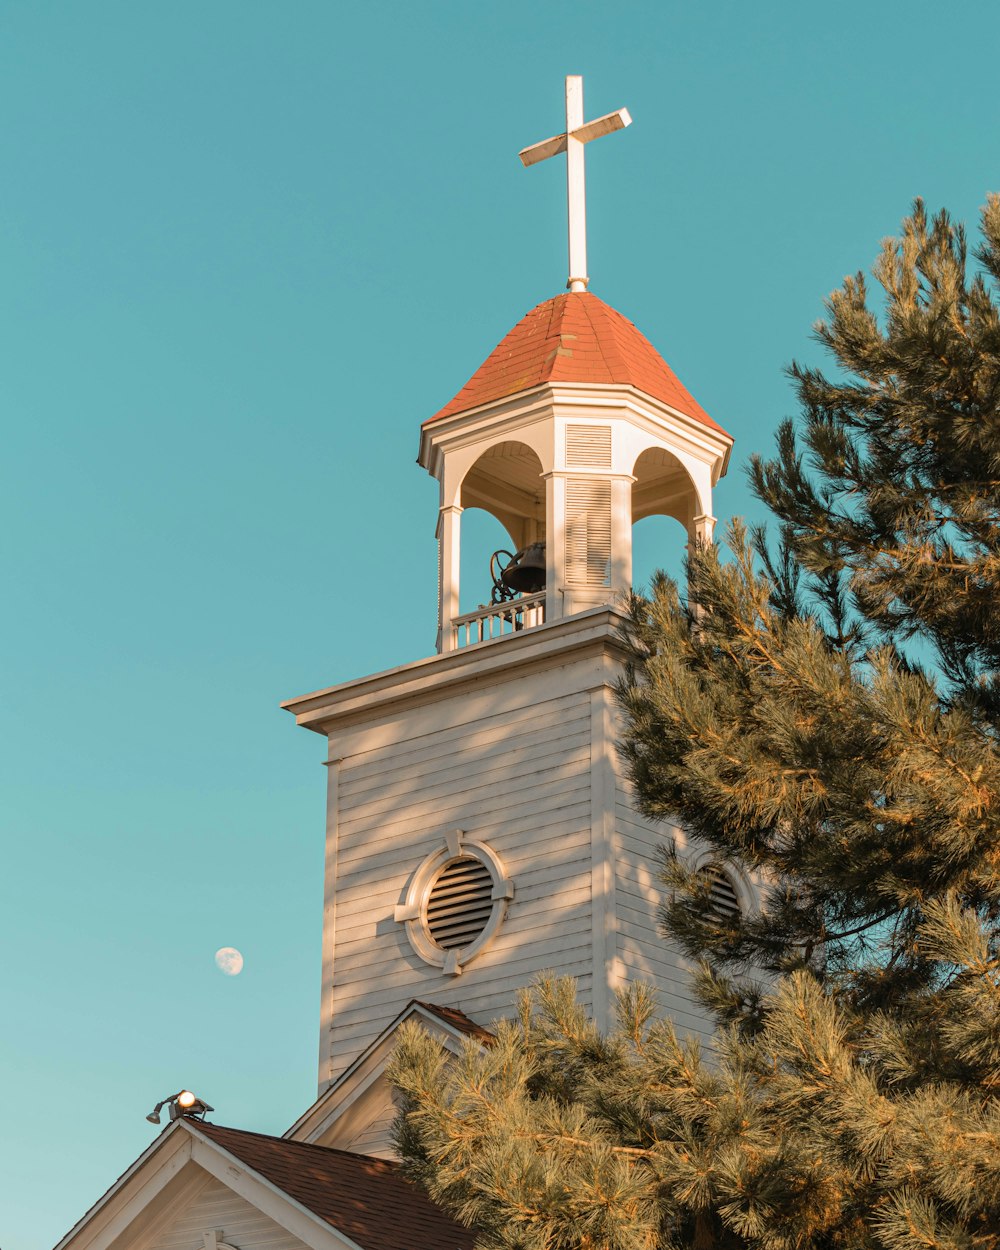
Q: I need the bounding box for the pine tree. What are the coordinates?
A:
[389,200,1000,1249]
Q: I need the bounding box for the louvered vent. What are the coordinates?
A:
[566,424,612,467]
[425,857,496,950]
[565,477,612,586]
[699,865,741,921]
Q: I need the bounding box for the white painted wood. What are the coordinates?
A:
[573,107,632,145]
[290,603,729,1092]
[589,685,616,1030]
[288,1001,482,1148]
[188,1133,363,1250]
[517,132,567,166]
[337,723,591,815]
[613,770,718,1048]
[411,384,729,653]
[452,591,546,649]
[54,1127,197,1250]
[690,512,716,544]
[518,76,632,292]
[319,757,342,1089]
[148,1178,303,1250]
[565,75,587,292]
[294,615,717,1084]
[342,1096,397,1160]
[54,1122,352,1250]
[336,691,592,772]
[437,504,462,653]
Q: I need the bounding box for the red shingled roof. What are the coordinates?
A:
[427,291,727,435]
[195,1123,474,1250]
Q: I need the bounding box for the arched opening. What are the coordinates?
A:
[459,441,545,612]
[459,508,517,614]
[631,513,690,595]
[630,447,698,596]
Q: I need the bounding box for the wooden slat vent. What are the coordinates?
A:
[425,857,495,950]
[565,477,612,586]
[698,865,741,921]
[566,424,612,467]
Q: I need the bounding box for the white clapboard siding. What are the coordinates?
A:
[336,749,592,832]
[324,961,598,1071]
[331,910,596,1015]
[337,828,594,904]
[332,686,595,766]
[614,773,717,1048]
[319,631,722,1089]
[335,797,595,879]
[327,940,597,1076]
[333,817,593,925]
[343,1096,398,1160]
[152,1178,301,1250]
[338,703,593,790]
[337,758,593,839]
[339,739,594,819]
[330,915,595,1000]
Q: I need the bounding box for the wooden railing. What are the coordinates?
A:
[451,592,546,649]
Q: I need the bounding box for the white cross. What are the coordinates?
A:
[519,76,631,293]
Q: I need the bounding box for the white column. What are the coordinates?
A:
[609,476,633,597]
[690,513,716,546]
[544,472,566,621]
[437,504,462,653]
[687,514,716,626]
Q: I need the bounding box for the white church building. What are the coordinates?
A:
[56,79,751,1250]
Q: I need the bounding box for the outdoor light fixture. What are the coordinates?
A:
[145,1089,214,1124]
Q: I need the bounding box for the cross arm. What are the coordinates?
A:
[518,106,631,168]
[573,107,631,145]
[519,133,568,167]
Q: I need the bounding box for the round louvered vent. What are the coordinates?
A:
[425,856,496,950]
[699,865,741,921]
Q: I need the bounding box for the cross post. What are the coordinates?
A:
[519,76,631,292]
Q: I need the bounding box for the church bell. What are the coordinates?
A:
[499,542,546,595]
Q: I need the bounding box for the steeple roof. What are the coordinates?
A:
[427,291,728,436]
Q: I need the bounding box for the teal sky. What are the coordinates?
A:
[3,2,999,1245]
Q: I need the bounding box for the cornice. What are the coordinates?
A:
[281,606,632,737]
[418,381,732,481]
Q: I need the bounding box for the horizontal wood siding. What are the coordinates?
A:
[343,1096,398,1160]
[614,774,716,1048]
[152,1178,301,1250]
[326,673,598,1081]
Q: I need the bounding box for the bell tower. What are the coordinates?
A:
[282,79,741,1156]
[421,289,731,652]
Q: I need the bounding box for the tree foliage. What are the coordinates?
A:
[390,200,1000,1248]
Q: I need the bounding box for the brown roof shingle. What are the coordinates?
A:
[426,291,728,436]
[195,1122,474,1250]
[413,1001,495,1045]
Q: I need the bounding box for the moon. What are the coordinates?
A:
[214,946,244,976]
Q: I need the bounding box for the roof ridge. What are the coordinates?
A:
[196,1121,398,1168]
[579,292,624,379]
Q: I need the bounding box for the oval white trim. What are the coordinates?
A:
[395,830,513,975]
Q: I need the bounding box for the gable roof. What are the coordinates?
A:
[286,999,495,1148]
[196,1123,474,1250]
[426,291,727,435]
[414,1000,496,1044]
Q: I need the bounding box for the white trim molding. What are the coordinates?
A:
[394,829,513,975]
